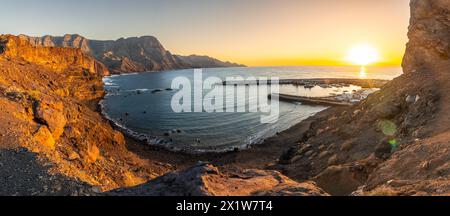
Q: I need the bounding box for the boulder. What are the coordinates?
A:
[372,102,401,119]
[34,97,67,141]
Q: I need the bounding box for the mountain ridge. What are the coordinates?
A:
[18,34,245,74]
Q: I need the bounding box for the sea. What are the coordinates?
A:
[101,66,402,153]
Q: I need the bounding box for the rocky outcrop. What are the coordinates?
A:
[277,0,450,196]
[109,163,329,196]
[34,97,67,141]
[402,0,450,75]
[18,34,245,74]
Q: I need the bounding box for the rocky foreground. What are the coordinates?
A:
[0,0,449,196]
[109,163,328,196]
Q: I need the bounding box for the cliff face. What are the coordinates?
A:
[3,35,109,76]
[0,35,168,194]
[402,0,450,75]
[18,34,244,74]
[277,0,450,196]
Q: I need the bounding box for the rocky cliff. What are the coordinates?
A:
[277,0,450,196]
[3,35,109,76]
[18,34,244,74]
[0,35,170,194]
[402,0,450,75]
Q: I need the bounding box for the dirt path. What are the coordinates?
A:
[0,148,94,196]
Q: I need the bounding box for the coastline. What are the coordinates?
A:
[97,73,391,169]
[1,0,448,197]
[100,74,310,154]
[99,73,387,155]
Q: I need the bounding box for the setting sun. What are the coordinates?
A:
[346,44,380,66]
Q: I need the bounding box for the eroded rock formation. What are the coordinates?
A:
[402,0,450,75]
[2,35,109,76]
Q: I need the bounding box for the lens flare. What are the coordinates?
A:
[380,120,397,136]
[389,139,398,151]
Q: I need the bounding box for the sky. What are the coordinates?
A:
[0,0,411,66]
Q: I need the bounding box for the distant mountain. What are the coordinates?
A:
[175,54,245,68]
[18,34,245,74]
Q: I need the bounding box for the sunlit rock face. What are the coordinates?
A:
[402,0,450,74]
[1,35,109,76]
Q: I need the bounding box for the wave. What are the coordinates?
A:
[102,77,118,87]
[119,72,139,76]
[115,88,151,93]
[105,74,120,78]
[104,82,119,87]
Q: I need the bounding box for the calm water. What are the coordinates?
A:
[101,66,402,153]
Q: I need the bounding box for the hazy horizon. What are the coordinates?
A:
[1,0,410,67]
